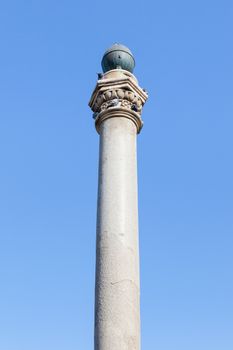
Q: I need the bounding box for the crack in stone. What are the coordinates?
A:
[110,279,139,290]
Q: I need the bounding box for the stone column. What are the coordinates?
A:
[89,44,148,350]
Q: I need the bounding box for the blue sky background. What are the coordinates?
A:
[0,0,232,349]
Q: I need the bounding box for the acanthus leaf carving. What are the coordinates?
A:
[93,88,143,115]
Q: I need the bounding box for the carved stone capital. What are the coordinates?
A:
[89,69,148,134]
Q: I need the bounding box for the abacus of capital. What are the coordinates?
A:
[89,44,148,350]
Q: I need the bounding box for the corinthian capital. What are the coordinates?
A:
[89,69,148,133]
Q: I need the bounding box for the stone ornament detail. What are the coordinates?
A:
[93,88,143,115]
[89,70,148,133]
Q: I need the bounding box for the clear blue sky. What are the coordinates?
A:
[0,1,232,349]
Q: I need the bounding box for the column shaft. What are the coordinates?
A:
[95,116,140,350]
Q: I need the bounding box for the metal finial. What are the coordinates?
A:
[101,44,135,73]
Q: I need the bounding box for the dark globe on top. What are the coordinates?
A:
[101,44,135,73]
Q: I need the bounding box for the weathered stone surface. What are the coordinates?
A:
[95,117,140,350]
